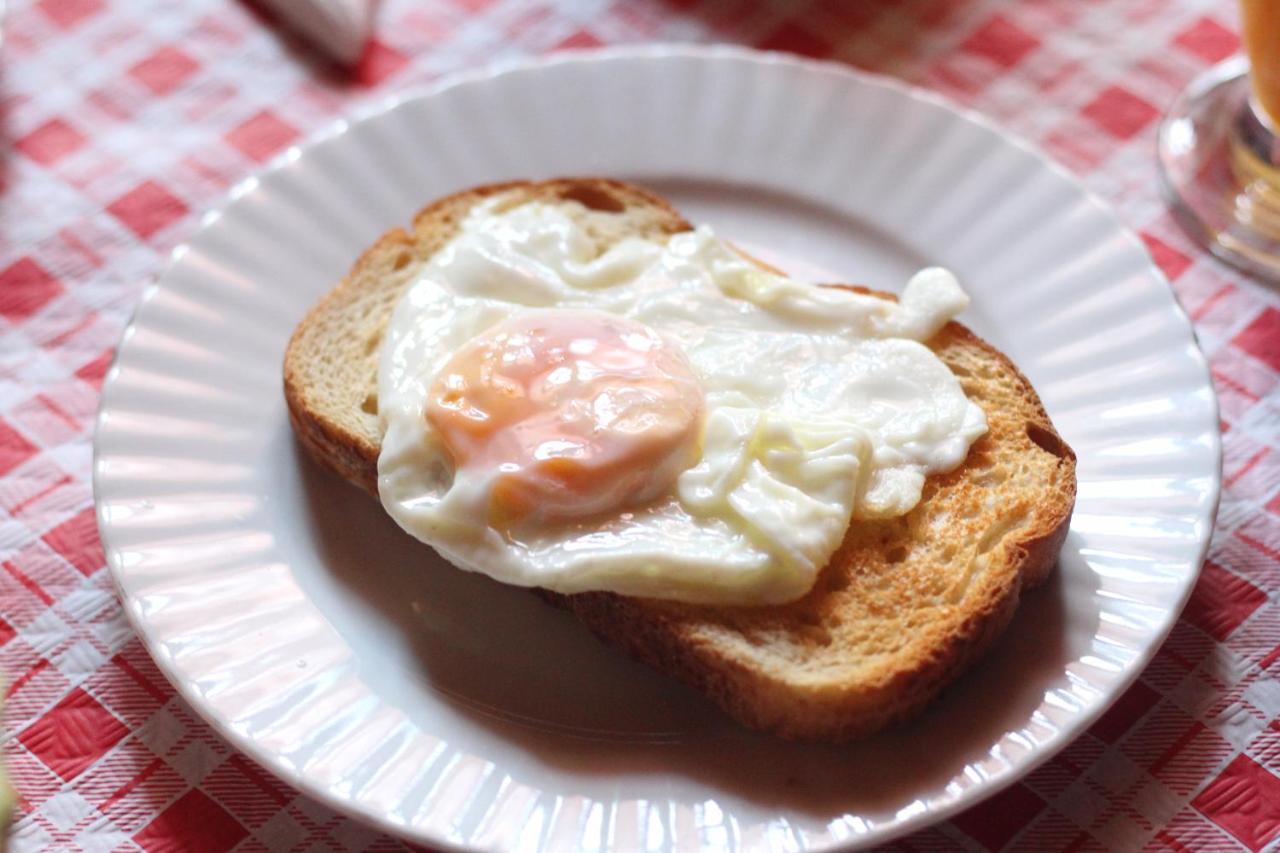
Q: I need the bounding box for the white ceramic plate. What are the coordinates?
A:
[94,46,1221,851]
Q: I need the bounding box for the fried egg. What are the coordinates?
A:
[377,198,987,604]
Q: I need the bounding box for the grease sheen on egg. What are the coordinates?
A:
[376,198,987,605]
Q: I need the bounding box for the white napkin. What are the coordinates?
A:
[258,0,375,65]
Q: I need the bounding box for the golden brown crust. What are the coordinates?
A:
[283,178,1077,742]
[284,229,413,496]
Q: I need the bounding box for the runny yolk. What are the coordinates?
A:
[425,310,705,526]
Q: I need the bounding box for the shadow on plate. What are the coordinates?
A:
[296,439,1098,817]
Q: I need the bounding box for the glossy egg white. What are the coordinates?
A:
[376,199,987,604]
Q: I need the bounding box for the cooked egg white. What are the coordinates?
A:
[377,198,987,605]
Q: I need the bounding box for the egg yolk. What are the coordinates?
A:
[425,311,705,525]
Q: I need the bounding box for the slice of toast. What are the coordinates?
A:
[284,178,1076,741]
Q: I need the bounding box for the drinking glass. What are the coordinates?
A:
[1159,2,1280,279]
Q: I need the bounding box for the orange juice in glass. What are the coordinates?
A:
[1159,2,1280,279]
[1243,0,1280,130]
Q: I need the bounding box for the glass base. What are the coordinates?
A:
[1158,55,1280,282]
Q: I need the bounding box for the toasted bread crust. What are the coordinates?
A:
[283,178,1077,741]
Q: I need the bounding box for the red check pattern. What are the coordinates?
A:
[2,0,1278,850]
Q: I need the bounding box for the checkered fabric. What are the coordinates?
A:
[2,0,1278,849]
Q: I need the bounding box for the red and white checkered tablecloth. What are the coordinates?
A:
[2,0,1279,850]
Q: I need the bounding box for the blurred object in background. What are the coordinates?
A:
[256,0,374,65]
[1160,0,1280,282]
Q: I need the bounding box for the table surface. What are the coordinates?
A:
[3,0,1279,850]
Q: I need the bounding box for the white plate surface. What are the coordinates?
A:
[94,46,1221,851]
